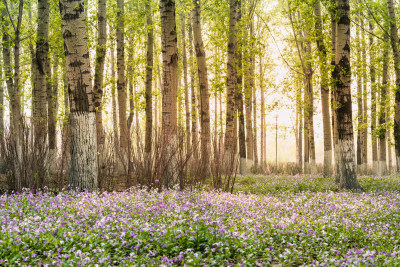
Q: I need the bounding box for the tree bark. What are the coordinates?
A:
[61,61,71,189]
[60,0,98,191]
[110,43,119,171]
[0,53,3,157]
[224,0,238,173]
[331,7,337,175]
[145,0,153,155]
[355,14,364,173]
[33,0,50,174]
[297,80,303,169]
[181,9,190,156]
[361,17,368,174]
[48,55,58,175]
[236,0,246,174]
[260,56,265,166]
[192,0,211,178]
[369,20,378,174]
[332,0,361,190]
[188,25,198,159]
[304,30,316,174]
[315,1,332,176]
[244,25,254,164]
[93,0,107,148]
[386,0,400,172]
[379,36,389,175]
[160,0,179,186]
[2,2,23,190]
[116,0,129,173]
[253,62,258,169]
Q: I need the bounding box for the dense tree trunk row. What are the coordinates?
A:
[4,0,400,193]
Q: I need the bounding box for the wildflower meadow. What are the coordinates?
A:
[1,175,400,266]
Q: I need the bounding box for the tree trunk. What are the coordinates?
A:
[388,108,393,172]
[297,79,303,170]
[60,0,98,191]
[369,20,378,174]
[315,1,332,176]
[303,28,316,174]
[0,52,4,164]
[127,46,134,131]
[356,15,364,173]
[379,36,389,175]
[181,9,190,156]
[110,43,119,171]
[224,0,238,173]
[260,56,265,166]
[145,0,153,155]
[48,55,58,175]
[189,24,198,159]
[331,8,337,175]
[236,0,246,174]
[33,0,50,183]
[253,65,258,169]
[61,61,71,189]
[332,0,362,190]
[116,0,129,174]
[192,0,211,178]
[160,0,179,186]
[386,0,400,172]
[361,17,368,174]
[244,25,254,165]
[2,3,23,190]
[93,0,107,149]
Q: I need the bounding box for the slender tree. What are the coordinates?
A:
[369,20,377,174]
[33,0,50,178]
[189,24,198,159]
[236,0,246,173]
[379,34,389,175]
[224,0,238,171]
[315,1,332,176]
[361,17,368,174]
[116,0,129,175]
[386,0,400,172]
[192,0,211,177]
[48,55,58,174]
[145,0,153,155]
[93,0,107,150]
[356,13,364,173]
[160,0,179,185]
[2,1,23,190]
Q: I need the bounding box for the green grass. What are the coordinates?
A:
[234,174,400,194]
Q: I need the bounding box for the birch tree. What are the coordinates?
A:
[60,0,98,190]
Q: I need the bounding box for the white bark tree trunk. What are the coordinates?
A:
[60,0,98,191]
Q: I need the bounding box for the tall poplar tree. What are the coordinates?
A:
[332,0,362,190]
[192,0,211,178]
[60,0,98,191]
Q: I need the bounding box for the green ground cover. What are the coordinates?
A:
[1,175,400,266]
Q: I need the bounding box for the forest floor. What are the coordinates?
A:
[1,175,400,266]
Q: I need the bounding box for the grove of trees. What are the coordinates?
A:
[0,0,399,191]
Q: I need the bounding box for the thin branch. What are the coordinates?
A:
[2,0,16,31]
[256,12,305,77]
[16,0,23,33]
[352,18,384,41]
[287,1,307,77]
[360,0,391,38]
